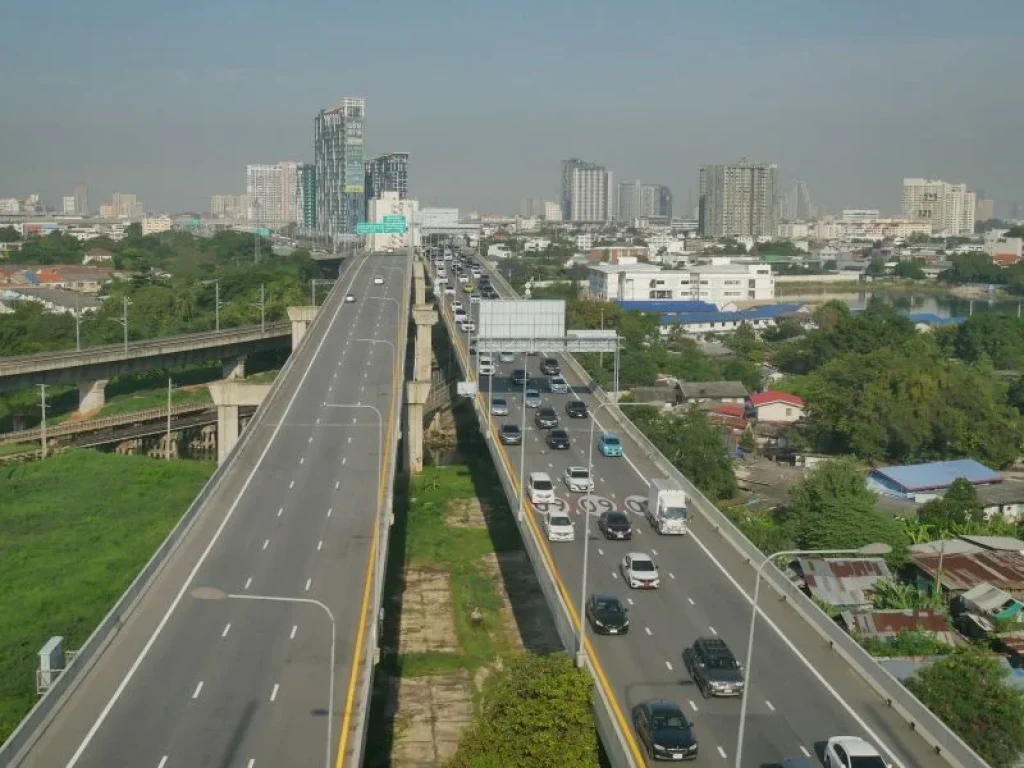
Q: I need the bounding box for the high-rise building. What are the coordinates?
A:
[102,193,144,219]
[519,197,545,218]
[543,201,562,221]
[561,158,614,222]
[976,197,995,223]
[698,161,779,237]
[365,152,409,210]
[246,165,282,225]
[211,194,247,218]
[1012,202,1024,221]
[901,178,976,236]
[617,181,672,221]
[657,185,673,219]
[297,164,316,229]
[315,97,366,238]
[62,196,77,215]
[73,184,89,216]
[278,161,300,225]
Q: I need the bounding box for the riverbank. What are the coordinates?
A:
[777,279,1007,300]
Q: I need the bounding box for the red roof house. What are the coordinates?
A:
[749,391,805,423]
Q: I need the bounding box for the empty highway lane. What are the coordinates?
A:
[18,252,408,768]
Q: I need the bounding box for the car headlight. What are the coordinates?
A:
[593,618,604,627]
[653,744,669,753]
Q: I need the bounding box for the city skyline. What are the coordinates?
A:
[2,1,1022,215]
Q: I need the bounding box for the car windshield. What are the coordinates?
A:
[533,479,553,490]
[664,506,687,520]
[706,654,739,669]
[493,399,506,406]
[569,469,589,478]
[526,390,539,398]
[596,599,622,614]
[551,430,567,439]
[608,512,628,525]
[652,715,688,730]
[502,426,519,434]
[631,560,655,572]
[551,515,572,526]
[849,758,886,768]
[603,436,620,446]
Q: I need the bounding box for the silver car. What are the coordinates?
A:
[524,389,541,408]
[549,376,568,394]
[491,398,509,416]
[499,351,515,362]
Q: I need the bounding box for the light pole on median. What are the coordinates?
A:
[322,403,384,523]
[195,589,337,768]
[733,542,893,768]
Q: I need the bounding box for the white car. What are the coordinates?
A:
[499,351,515,363]
[528,471,555,505]
[469,294,481,304]
[549,376,568,394]
[544,510,576,542]
[620,552,660,589]
[478,360,494,375]
[564,466,594,493]
[373,275,384,285]
[444,286,456,296]
[462,322,476,333]
[344,295,355,303]
[451,300,463,312]
[824,737,890,768]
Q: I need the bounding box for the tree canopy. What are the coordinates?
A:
[781,459,908,560]
[905,650,1024,768]
[448,653,599,768]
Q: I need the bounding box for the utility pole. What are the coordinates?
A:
[74,294,81,351]
[166,377,173,460]
[214,280,221,331]
[121,296,130,356]
[39,384,48,459]
[255,284,266,333]
[254,199,261,264]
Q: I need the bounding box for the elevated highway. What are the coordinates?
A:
[432,253,986,768]
[2,250,410,768]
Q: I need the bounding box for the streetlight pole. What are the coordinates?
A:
[516,348,529,523]
[39,384,47,459]
[166,377,173,460]
[733,542,893,768]
[121,296,130,356]
[214,280,221,332]
[74,294,81,351]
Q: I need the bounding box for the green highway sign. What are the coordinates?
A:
[356,218,408,235]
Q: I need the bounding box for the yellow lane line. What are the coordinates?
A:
[445,299,646,766]
[335,257,406,768]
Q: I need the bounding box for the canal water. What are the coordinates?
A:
[782,291,1024,320]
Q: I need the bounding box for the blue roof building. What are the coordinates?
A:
[615,300,718,314]
[907,313,966,328]
[868,459,1003,501]
[657,303,806,335]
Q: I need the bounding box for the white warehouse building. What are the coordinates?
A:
[587,263,774,308]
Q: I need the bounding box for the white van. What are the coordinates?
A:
[528,471,555,505]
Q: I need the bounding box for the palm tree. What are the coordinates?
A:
[902,519,935,545]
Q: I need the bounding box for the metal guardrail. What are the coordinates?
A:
[476,256,989,768]
[0,265,358,768]
[0,403,211,444]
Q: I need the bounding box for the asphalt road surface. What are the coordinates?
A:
[19,252,408,768]
[436,253,941,768]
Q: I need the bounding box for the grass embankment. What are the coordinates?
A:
[0,450,214,742]
[395,462,522,677]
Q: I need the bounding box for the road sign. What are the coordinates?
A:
[355,218,408,235]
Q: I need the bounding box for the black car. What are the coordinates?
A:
[684,637,745,698]
[598,510,632,540]
[546,428,571,449]
[510,369,529,386]
[566,400,589,418]
[534,406,558,429]
[540,357,561,375]
[499,424,522,445]
[632,700,698,761]
[586,593,629,634]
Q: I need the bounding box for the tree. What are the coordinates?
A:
[724,322,764,364]
[448,653,599,768]
[917,478,983,529]
[870,579,940,610]
[782,459,908,560]
[905,650,1024,768]
[893,259,926,280]
[0,225,20,243]
[865,256,887,277]
[738,430,756,454]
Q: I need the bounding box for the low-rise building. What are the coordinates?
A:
[840,609,957,646]
[587,262,774,307]
[867,459,1003,503]
[748,390,804,423]
[587,246,649,264]
[658,303,806,336]
[910,548,1024,598]
[142,215,173,235]
[797,556,892,609]
[677,381,748,405]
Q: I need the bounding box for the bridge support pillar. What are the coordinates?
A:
[208,381,272,465]
[78,378,108,414]
[412,305,438,382]
[221,356,247,381]
[406,380,431,474]
[412,260,427,305]
[287,306,317,350]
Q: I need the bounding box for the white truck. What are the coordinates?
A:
[646,477,690,534]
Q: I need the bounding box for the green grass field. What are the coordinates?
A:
[0,450,215,742]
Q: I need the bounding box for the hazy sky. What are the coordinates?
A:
[2,0,1022,217]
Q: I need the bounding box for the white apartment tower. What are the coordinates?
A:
[699,162,779,237]
[561,158,614,222]
[246,162,301,227]
[902,178,976,236]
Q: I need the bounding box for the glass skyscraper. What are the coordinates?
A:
[365,152,409,214]
[314,98,365,238]
[296,164,316,230]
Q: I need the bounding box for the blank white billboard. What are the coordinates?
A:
[478,300,565,340]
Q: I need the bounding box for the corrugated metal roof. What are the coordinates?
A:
[798,557,892,607]
[871,459,1002,493]
[959,535,1024,552]
[678,381,749,400]
[659,303,805,326]
[841,609,957,644]
[910,550,1024,594]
